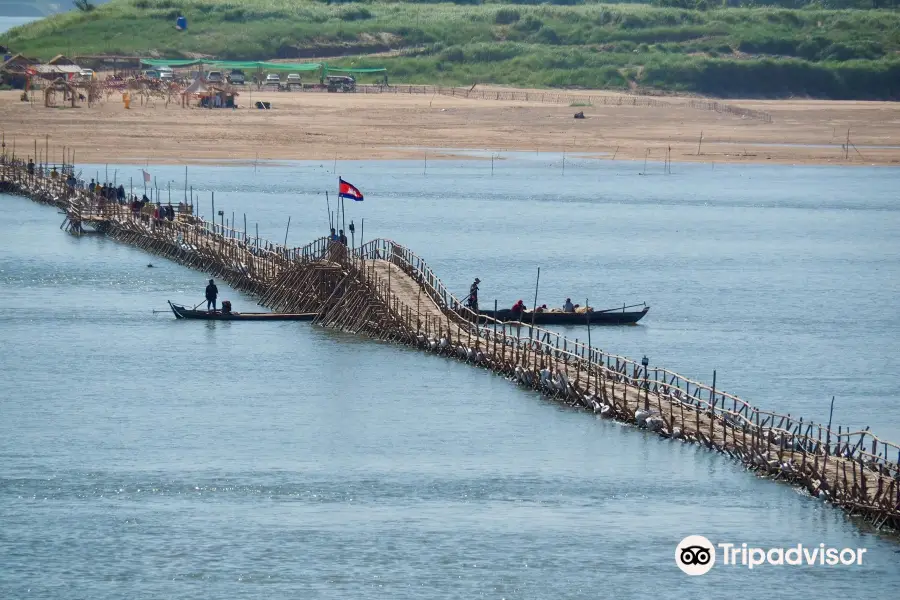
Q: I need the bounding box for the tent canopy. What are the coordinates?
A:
[181,79,208,95]
[141,59,322,72]
[141,58,203,68]
[325,67,387,74]
[254,61,321,72]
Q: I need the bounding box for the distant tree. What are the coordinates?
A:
[74,0,96,12]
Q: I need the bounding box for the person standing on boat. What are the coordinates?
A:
[329,228,339,242]
[466,278,480,312]
[339,229,348,245]
[205,279,219,311]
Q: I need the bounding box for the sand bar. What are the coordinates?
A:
[1,88,898,166]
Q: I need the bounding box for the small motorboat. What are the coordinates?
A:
[168,301,316,321]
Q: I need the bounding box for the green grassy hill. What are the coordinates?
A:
[5,0,900,98]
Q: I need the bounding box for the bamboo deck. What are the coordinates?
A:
[3,157,899,535]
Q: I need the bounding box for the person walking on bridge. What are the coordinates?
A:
[205,279,219,311]
[466,278,480,312]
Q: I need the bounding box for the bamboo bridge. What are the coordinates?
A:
[2,159,899,535]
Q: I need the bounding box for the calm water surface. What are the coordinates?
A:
[0,16,38,34]
[1,157,898,597]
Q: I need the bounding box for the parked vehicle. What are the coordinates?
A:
[286,73,302,89]
[78,69,95,81]
[326,75,356,93]
[228,69,246,85]
[206,70,224,83]
[265,73,281,88]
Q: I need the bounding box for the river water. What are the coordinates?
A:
[1,157,898,597]
[0,16,38,35]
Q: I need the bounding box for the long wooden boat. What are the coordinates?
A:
[168,301,317,321]
[475,304,649,326]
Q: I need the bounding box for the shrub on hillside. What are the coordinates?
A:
[341,7,372,21]
[494,8,521,25]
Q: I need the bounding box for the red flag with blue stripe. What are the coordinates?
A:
[338,178,364,202]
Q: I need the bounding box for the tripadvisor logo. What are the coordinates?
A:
[675,535,716,576]
[675,536,867,575]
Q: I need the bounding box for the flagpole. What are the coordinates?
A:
[325,191,332,230]
[341,195,346,234]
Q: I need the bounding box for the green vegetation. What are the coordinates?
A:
[4,0,900,98]
[73,0,98,12]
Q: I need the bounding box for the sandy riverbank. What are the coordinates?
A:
[1,88,898,166]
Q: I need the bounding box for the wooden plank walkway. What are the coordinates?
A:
[2,155,899,535]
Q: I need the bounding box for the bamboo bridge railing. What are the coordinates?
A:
[2,155,897,534]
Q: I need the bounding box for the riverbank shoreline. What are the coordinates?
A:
[2,89,898,167]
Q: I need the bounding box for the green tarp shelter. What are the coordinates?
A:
[141,59,322,72]
[255,61,321,72]
[140,59,387,84]
[324,66,387,75]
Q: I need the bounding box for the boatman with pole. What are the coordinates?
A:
[466,278,480,312]
[205,279,218,311]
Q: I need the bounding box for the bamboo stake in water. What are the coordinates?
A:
[325,191,332,230]
[586,296,591,355]
[529,267,540,338]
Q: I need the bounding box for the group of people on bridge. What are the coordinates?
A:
[328,228,348,245]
